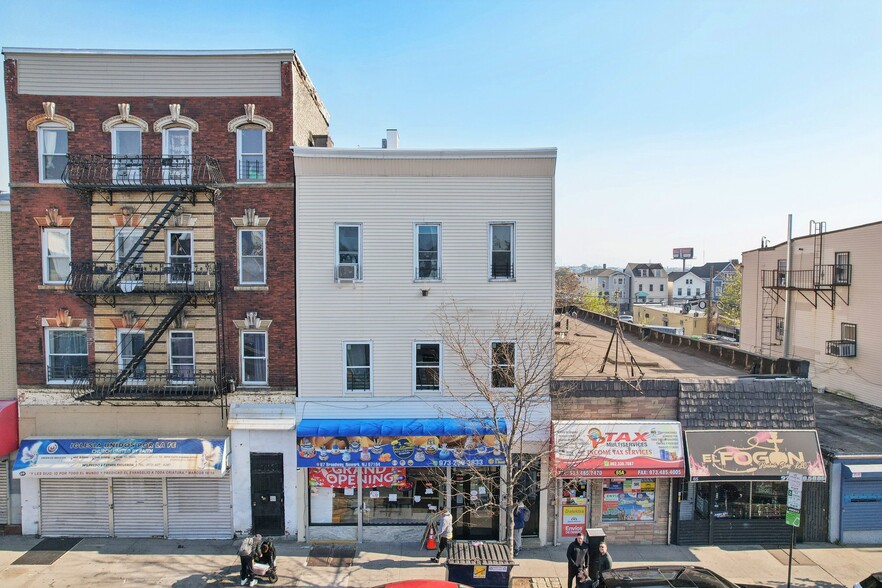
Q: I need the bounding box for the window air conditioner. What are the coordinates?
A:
[336,263,359,282]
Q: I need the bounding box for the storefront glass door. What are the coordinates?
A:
[452,467,499,539]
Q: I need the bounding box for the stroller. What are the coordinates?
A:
[251,537,279,584]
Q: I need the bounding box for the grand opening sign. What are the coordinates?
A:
[308,467,407,488]
[552,421,685,478]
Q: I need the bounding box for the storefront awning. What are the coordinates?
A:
[12,437,229,477]
[227,403,297,430]
[296,418,507,468]
[684,429,826,482]
[552,420,685,478]
[844,463,882,480]
[0,400,19,456]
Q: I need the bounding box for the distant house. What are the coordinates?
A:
[667,270,705,304]
[578,266,629,311]
[624,262,667,306]
[690,260,739,301]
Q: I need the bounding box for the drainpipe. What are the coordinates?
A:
[782,214,793,358]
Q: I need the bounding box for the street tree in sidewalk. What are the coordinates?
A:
[434,300,587,558]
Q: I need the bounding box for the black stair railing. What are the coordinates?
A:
[101,189,188,292]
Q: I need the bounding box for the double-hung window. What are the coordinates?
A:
[489,223,515,280]
[414,342,441,393]
[117,329,146,381]
[241,331,268,385]
[42,228,71,284]
[112,124,142,183]
[336,224,362,281]
[38,124,68,183]
[237,127,266,182]
[46,328,87,383]
[162,128,192,182]
[167,230,193,284]
[834,252,851,285]
[115,227,145,287]
[239,229,266,284]
[344,342,371,393]
[491,341,516,389]
[414,224,441,280]
[169,331,195,383]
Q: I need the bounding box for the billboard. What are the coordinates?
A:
[673,248,694,260]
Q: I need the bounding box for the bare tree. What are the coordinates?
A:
[434,299,586,557]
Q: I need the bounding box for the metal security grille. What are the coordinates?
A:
[167,476,232,539]
[112,478,165,537]
[0,460,8,524]
[39,479,110,537]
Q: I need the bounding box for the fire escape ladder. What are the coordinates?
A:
[760,291,773,357]
[811,220,826,287]
[106,295,191,395]
[101,189,189,292]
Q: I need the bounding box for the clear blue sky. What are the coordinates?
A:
[2,1,881,267]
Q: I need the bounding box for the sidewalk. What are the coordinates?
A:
[0,535,880,587]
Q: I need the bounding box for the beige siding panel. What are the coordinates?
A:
[13,54,282,96]
[294,157,555,178]
[0,207,17,400]
[296,175,554,399]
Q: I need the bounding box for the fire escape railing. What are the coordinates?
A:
[68,262,218,297]
[62,155,224,195]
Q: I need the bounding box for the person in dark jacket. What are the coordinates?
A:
[590,542,613,586]
[566,532,590,588]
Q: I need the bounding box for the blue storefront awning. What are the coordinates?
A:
[297,418,506,438]
[844,463,882,480]
[296,418,507,468]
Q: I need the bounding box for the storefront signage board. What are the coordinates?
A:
[560,504,587,537]
[308,467,407,488]
[552,420,685,478]
[12,437,228,477]
[684,430,826,482]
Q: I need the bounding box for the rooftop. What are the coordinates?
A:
[555,314,742,379]
[814,392,882,456]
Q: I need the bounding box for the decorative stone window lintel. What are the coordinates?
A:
[41,308,87,328]
[153,104,199,132]
[231,207,271,228]
[102,103,149,132]
[233,311,272,331]
[26,102,75,132]
[227,104,274,132]
[34,206,74,227]
[108,206,143,228]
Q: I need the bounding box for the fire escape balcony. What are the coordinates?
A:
[72,368,226,402]
[67,261,219,305]
[761,264,852,290]
[62,155,224,203]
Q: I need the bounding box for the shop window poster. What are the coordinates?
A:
[602,478,655,522]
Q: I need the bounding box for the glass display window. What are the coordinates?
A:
[562,479,589,505]
[692,481,786,520]
[309,485,358,525]
[363,468,445,526]
[601,478,656,522]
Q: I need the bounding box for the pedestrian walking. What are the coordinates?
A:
[512,501,530,556]
[431,507,454,563]
[237,533,261,587]
[566,532,590,588]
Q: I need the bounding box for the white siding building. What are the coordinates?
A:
[293,145,556,544]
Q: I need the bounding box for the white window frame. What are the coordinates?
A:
[111,124,142,183]
[236,126,266,183]
[413,341,442,394]
[488,222,516,281]
[41,227,71,285]
[414,223,441,281]
[335,223,362,282]
[490,340,516,390]
[115,226,145,287]
[117,328,146,383]
[240,330,268,386]
[168,330,196,384]
[238,228,267,285]
[343,341,372,394]
[162,127,192,183]
[45,328,88,384]
[37,123,68,184]
[167,230,194,285]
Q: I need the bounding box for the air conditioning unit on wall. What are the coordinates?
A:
[336,263,359,282]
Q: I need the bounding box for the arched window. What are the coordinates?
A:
[37,123,69,183]
[228,105,273,183]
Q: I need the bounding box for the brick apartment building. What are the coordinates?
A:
[3,48,329,538]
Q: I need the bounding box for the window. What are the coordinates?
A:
[38,124,68,183]
[649,284,654,292]
[241,331,268,385]
[42,228,71,284]
[362,468,446,525]
[336,224,362,281]
[638,284,644,292]
[46,328,87,383]
[111,124,142,183]
[601,478,655,522]
[687,288,691,296]
[842,322,857,342]
[775,317,784,341]
[414,224,441,280]
[834,252,851,285]
[237,127,266,182]
[660,284,664,292]
[677,288,682,296]
[414,342,441,392]
[162,128,192,182]
[117,329,146,381]
[491,341,515,388]
[344,342,371,393]
[167,230,193,284]
[169,331,195,382]
[115,227,145,285]
[489,223,514,279]
[239,229,266,284]
[696,288,701,297]
[777,259,787,286]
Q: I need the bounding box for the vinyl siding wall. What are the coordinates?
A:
[741,222,882,407]
[0,204,16,400]
[295,171,554,399]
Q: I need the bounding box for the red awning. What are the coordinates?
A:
[0,400,19,456]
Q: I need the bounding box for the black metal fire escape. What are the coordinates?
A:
[62,155,227,402]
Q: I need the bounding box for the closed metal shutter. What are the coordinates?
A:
[0,460,8,524]
[112,478,165,537]
[167,476,232,539]
[40,479,110,537]
[842,478,882,532]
